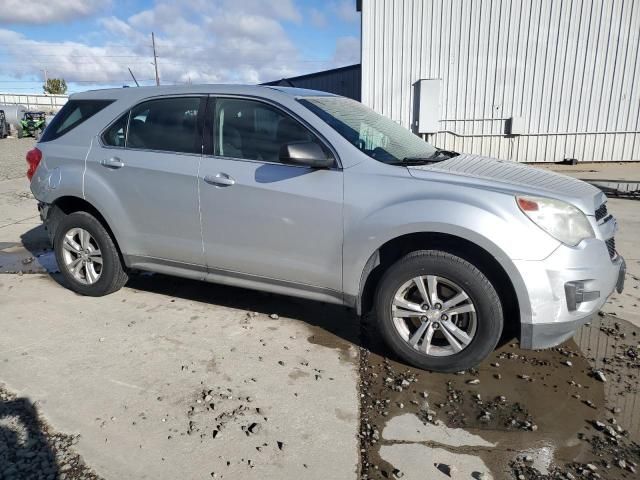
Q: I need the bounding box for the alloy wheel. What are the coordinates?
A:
[391,275,477,356]
[61,227,103,285]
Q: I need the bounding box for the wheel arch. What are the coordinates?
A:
[355,231,530,338]
[48,195,126,265]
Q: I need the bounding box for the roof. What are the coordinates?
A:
[70,84,335,101]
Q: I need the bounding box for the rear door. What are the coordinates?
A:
[86,96,205,266]
[198,96,344,293]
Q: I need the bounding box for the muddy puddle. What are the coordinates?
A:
[0,241,58,274]
[359,314,640,479]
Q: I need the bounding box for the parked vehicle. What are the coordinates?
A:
[0,103,27,133]
[0,110,8,138]
[19,111,46,139]
[27,86,625,372]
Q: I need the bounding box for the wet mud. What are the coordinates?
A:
[0,229,57,274]
[359,314,640,479]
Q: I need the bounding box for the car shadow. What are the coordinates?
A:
[127,272,373,351]
[0,393,60,478]
[16,224,517,365]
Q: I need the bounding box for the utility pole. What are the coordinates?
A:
[151,32,160,86]
[41,68,48,94]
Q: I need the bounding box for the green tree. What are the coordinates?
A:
[43,78,67,95]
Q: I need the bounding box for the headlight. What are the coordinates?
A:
[516,195,595,246]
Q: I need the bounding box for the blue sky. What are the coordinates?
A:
[0,0,361,94]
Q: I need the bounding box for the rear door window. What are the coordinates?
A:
[127,97,202,154]
[41,100,113,142]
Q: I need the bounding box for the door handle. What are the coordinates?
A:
[101,157,124,169]
[204,173,235,187]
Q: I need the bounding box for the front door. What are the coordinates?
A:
[198,97,343,293]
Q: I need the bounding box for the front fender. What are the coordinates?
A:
[342,194,555,326]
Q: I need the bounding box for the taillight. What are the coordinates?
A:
[26,147,42,181]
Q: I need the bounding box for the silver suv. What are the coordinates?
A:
[28,85,625,372]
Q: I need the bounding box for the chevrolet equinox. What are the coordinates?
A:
[28,85,626,372]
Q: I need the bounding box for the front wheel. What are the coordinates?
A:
[374,250,503,372]
[54,211,128,296]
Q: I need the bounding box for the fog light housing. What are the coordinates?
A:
[565,281,600,311]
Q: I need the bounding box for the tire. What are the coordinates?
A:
[374,250,503,372]
[17,129,23,138]
[54,211,128,296]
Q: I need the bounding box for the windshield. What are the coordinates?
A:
[299,96,438,164]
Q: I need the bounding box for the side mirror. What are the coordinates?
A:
[279,141,334,169]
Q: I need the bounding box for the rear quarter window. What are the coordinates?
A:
[40,100,113,142]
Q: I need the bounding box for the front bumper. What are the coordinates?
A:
[516,236,625,350]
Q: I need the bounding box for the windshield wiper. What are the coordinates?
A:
[390,149,459,166]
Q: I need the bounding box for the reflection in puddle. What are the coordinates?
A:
[360,314,640,479]
[575,315,640,443]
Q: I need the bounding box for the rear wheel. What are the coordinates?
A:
[54,211,128,296]
[374,250,503,372]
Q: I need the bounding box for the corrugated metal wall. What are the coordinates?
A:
[361,0,640,162]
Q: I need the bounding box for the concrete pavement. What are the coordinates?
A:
[0,172,360,479]
[0,273,360,479]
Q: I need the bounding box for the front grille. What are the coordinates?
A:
[595,203,608,221]
[606,237,616,259]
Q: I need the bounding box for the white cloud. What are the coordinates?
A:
[310,8,327,28]
[0,0,360,89]
[0,0,107,24]
[331,0,360,23]
[333,36,360,66]
[219,0,302,23]
[0,28,148,84]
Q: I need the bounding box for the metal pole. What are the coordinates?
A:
[128,68,140,87]
[152,32,160,86]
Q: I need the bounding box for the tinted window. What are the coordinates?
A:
[102,112,128,147]
[127,97,202,154]
[41,100,113,142]
[214,98,320,163]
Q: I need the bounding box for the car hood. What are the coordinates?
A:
[407,153,603,214]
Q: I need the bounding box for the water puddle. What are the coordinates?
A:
[0,242,58,274]
[359,314,640,479]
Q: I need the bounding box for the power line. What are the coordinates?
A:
[0,79,156,83]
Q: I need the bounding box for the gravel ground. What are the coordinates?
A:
[0,137,36,181]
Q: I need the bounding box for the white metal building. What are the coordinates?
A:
[359,0,640,162]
